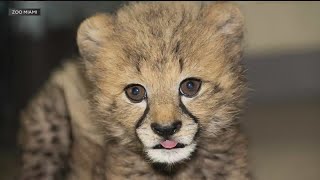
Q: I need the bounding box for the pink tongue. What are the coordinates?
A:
[160,140,178,149]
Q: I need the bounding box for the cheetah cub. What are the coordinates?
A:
[18,2,250,180]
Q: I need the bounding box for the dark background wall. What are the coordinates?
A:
[1,2,320,180]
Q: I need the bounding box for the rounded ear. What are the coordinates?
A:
[201,2,245,63]
[77,13,114,61]
[201,2,244,38]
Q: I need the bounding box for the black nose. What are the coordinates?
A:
[151,121,182,138]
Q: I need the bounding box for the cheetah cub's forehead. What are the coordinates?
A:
[77,2,245,88]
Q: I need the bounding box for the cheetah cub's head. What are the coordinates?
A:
[77,2,246,165]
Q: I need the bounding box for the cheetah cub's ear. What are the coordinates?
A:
[201,2,244,40]
[77,13,114,62]
[201,2,245,62]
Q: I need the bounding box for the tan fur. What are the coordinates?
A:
[19,2,250,179]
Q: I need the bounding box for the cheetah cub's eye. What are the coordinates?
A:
[180,78,202,98]
[125,84,146,103]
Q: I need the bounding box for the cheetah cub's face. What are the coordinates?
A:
[77,2,246,164]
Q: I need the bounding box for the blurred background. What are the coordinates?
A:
[1,1,319,180]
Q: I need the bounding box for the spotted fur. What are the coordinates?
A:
[19,2,250,179]
[18,80,71,180]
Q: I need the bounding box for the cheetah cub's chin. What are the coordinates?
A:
[146,142,197,164]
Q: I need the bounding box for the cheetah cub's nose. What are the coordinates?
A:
[151,121,182,138]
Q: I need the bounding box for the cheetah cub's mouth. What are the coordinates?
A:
[136,120,198,164]
[153,140,185,149]
[146,141,197,164]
